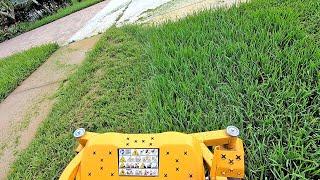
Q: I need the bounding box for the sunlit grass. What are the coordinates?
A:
[0,44,58,101]
[8,0,320,179]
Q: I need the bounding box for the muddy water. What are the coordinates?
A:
[0,35,101,179]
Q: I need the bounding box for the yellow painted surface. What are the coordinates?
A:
[60,129,244,180]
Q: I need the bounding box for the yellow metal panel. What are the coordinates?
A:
[72,132,204,180]
[200,143,213,168]
[210,139,245,179]
[60,129,245,180]
[192,130,230,146]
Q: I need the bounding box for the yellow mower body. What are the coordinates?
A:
[60,127,245,180]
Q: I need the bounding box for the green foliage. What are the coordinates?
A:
[140,2,320,178]
[0,44,58,101]
[0,0,15,20]
[8,0,320,179]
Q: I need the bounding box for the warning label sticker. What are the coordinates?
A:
[118,148,159,177]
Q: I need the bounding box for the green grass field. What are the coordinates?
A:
[0,44,58,102]
[8,0,319,179]
[0,0,102,43]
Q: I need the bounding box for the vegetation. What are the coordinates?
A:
[18,0,102,31]
[0,0,102,43]
[0,44,58,101]
[0,0,15,21]
[8,0,319,179]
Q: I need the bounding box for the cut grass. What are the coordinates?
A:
[0,44,58,101]
[8,28,149,179]
[0,0,103,43]
[8,0,320,179]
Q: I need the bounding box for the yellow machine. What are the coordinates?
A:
[60,126,245,180]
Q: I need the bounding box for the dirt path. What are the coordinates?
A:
[66,0,247,43]
[0,0,110,59]
[0,35,100,179]
[140,0,247,24]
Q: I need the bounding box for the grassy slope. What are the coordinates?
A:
[0,0,102,43]
[0,44,58,101]
[8,0,319,179]
[8,28,149,179]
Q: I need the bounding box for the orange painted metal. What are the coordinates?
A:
[60,128,245,180]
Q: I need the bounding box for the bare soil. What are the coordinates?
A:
[140,0,247,24]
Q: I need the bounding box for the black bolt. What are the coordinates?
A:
[221,154,226,159]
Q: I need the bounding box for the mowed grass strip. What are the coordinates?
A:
[8,0,320,179]
[0,44,58,101]
[8,28,149,179]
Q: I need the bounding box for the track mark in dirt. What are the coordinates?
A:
[0,35,101,179]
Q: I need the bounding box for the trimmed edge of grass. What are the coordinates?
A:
[0,43,59,102]
[7,26,148,179]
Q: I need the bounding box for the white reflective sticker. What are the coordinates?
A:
[118,148,159,176]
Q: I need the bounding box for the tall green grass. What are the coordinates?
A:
[0,44,58,101]
[137,1,320,178]
[135,1,320,178]
[8,0,319,179]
